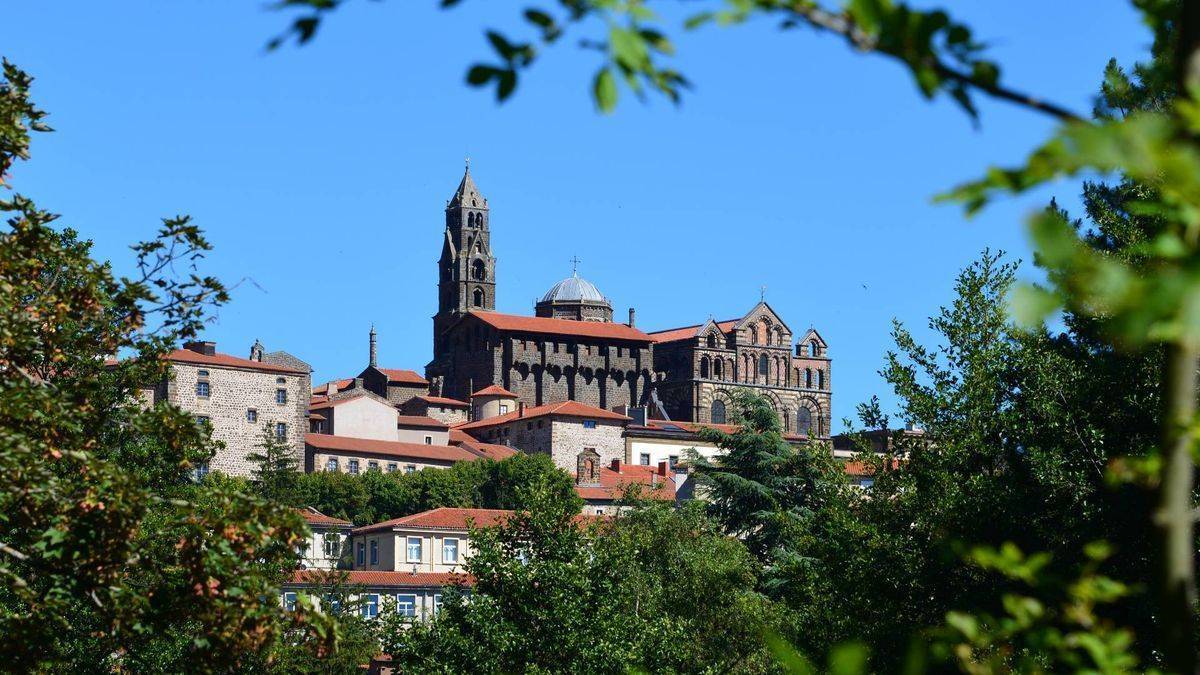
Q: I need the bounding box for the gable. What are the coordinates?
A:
[733,301,793,338]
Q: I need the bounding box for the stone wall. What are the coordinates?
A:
[548,418,625,473]
[164,362,308,476]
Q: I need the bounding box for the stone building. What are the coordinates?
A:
[454,400,629,472]
[305,433,482,475]
[424,165,833,435]
[399,394,470,425]
[149,340,310,476]
[648,303,833,438]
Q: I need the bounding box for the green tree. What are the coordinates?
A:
[0,61,330,671]
[248,421,304,506]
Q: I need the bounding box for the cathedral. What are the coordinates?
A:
[424,165,832,438]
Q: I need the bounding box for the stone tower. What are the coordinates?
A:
[434,163,496,359]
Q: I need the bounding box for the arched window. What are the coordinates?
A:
[758,354,768,379]
[472,288,483,307]
[805,368,813,388]
[810,340,820,357]
[700,356,710,379]
[816,369,825,389]
[472,259,485,280]
[714,358,723,380]
[797,406,813,434]
[707,333,717,348]
[711,399,727,425]
[468,212,475,226]
[783,410,790,431]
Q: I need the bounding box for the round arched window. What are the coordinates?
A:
[711,399,727,425]
[472,288,483,307]
[797,407,813,434]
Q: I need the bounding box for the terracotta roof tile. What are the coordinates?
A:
[353,507,513,534]
[164,348,306,375]
[467,311,651,342]
[305,433,479,463]
[575,463,676,502]
[412,395,470,408]
[295,507,352,527]
[378,368,428,386]
[396,415,450,430]
[312,378,354,395]
[456,400,630,431]
[647,319,738,344]
[453,435,519,461]
[472,384,517,398]
[288,570,473,588]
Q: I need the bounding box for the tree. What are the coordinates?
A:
[381,479,779,672]
[248,421,304,506]
[0,61,330,671]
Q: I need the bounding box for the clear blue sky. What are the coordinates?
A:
[3,2,1149,431]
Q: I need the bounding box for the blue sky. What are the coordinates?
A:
[3,2,1149,430]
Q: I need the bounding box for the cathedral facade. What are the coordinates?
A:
[425,166,832,438]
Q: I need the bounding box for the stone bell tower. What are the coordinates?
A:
[434,161,496,361]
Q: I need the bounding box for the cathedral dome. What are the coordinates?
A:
[541,273,607,304]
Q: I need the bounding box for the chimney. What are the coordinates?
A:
[628,307,636,327]
[249,339,264,362]
[610,458,622,473]
[518,401,525,417]
[354,377,364,390]
[657,460,669,476]
[627,406,648,426]
[184,340,216,356]
[369,325,378,368]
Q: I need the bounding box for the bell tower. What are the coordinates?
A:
[434,161,496,359]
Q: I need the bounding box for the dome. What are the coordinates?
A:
[540,273,608,304]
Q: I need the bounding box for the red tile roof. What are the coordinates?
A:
[411,395,470,408]
[312,378,354,396]
[396,415,450,430]
[288,570,473,588]
[378,368,428,386]
[472,384,517,398]
[454,436,519,461]
[309,395,392,410]
[354,507,513,534]
[305,433,479,463]
[841,459,902,476]
[456,400,630,431]
[296,507,353,527]
[467,311,652,342]
[164,348,306,374]
[631,419,808,442]
[575,463,676,502]
[647,319,738,344]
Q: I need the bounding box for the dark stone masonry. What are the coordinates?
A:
[425,165,833,437]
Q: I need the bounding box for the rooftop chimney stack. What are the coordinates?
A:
[611,458,622,473]
[518,401,525,417]
[184,340,216,356]
[628,307,636,327]
[369,325,378,368]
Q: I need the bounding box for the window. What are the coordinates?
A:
[325,458,339,472]
[396,593,417,618]
[361,593,379,619]
[405,464,416,475]
[193,463,210,481]
[387,462,398,473]
[275,422,287,441]
[443,537,460,564]
[805,368,813,388]
[276,388,287,404]
[711,399,727,425]
[707,333,717,348]
[473,288,483,307]
[499,404,508,415]
[368,460,379,471]
[537,420,544,429]
[433,593,443,616]
[356,542,365,566]
[797,407,813,434]
[196,415,210,426]
[639,453,650,465]
[348,459,359,475]
[195,381,210,398]
[369,540,378,565]
[323,533,341,559]
[817,369,825,389]
[595,508,605,515]
[407,536,422,563]
[668,455,679,468]
[283,592,297,611]
[277,376,286,384]
[700,357,710,379]
[246,408,257,423]
[424,435,433,445]
[758,354,769,378]
[583,420,597,429]
[472,259,485,280]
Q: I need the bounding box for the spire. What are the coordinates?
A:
[448,161,487,209]
[369,324,377,368]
